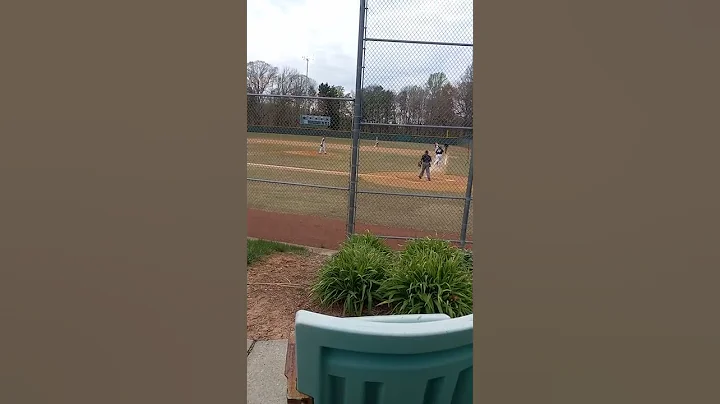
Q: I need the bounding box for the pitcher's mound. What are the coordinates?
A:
[361,171,467,193]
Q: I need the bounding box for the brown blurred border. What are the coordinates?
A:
[474,0,720,403]
[3,0,720,403]
[0,0,247,403]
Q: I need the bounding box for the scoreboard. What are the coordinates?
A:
[300,115,331,127]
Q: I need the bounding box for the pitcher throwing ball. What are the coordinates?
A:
[418,150,433,181]
[318,137,327,154]
[434,143,445,166]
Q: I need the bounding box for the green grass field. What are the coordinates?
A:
[247,238,306,265]
[247,132,474,236]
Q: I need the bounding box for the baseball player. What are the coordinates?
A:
[374,137,379,147]
[318,137,327,154]
[434,143,445,166]
[418,150,433,181]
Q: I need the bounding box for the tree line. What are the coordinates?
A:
[247,60,472,137]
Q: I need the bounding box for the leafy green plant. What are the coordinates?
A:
[460,248,473,270]
[402,237,472,272]
[311,243,393,316]
[341,232,394,255]
[380,249,473,317]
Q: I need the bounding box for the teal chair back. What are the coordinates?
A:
[294,310,473,404]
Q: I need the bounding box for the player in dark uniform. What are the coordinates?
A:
[418,150,433,181]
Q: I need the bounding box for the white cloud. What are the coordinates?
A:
[247,0,473,93]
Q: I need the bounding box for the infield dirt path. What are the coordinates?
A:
[247,208,471,250]
[247,162,467,193]
[248,137,424,156]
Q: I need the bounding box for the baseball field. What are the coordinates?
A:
[247,132,474,244]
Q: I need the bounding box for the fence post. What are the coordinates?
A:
[347,0,367,238]
[460,135,473,248]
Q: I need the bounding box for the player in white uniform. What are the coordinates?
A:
[434,143,445,166]
[319,137,327,154]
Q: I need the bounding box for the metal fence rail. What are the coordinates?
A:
[247,0,473,247]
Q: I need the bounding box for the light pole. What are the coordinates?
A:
[301,56,310,95]
[301,56,312,112]
[302,56,310,78]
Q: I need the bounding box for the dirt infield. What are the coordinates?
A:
[247,163,467,193]
[247,208,471,250]
[362,171,467,193]
[248,163,347,176]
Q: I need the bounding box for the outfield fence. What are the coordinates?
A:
[247,0,473,247]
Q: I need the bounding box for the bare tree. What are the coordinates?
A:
[396,85,428,126]
[247,60,278,94]
[455,63,473,127]
[269,67,315,95]
[267,67,319,124]
[270,67,298,95]
[426,72,449,95]
[423,73,456,126]
[362,85,396,128]
[247,59,471,136]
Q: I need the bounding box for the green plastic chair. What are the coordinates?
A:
[294,310,473,404]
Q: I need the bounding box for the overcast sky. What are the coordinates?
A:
[247,0,473,93]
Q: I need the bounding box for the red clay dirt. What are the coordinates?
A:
[248,208,472,250]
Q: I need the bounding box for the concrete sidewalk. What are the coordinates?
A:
[245,239,334,403]
[247,339,288,404]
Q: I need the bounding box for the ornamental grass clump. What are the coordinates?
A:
[340,232,394,255]
[401,237,472,272]
[380,243,473,317]
[311,242,394,316]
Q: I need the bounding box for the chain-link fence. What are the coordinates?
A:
[348,0,473,246]
[247,93,355,224]
[247,0,473,247]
